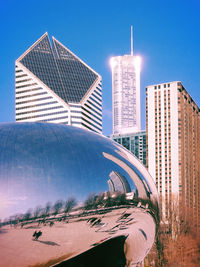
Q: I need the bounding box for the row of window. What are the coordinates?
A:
[15,78,32,84]
[70,110,102,126]
[86,100,102,113]
[72,121,99,134]
[82,106,101,122]
[95,88,102,97]
[40,116,68,122]
[81,122,99,134]
[82,117,102,132]
[69,104,81,108]
[89,96,102,109]
[91,92,102,103]
[16,87,43,95]
[16,105,64,116]
[82,111,102,127]
[15,74,28,79]
[16,101,58,110]
[16,92,47,100]
[16,96,53,105]
[16,82,37,89]
[16,110,68,120]
[154,84,171,89]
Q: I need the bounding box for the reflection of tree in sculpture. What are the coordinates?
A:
[4,197,78,226]
[107,171,131,194]
[33,205,42,219]
[44,202,51,217]
[84,192,129,210]
[24,209,32,221]
[84,193,98,210]
[53,200,64,215]
[64,197,77,214]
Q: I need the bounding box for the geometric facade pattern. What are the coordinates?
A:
[15,33,102,133]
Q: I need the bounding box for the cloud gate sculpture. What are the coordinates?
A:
[0,123,159,267]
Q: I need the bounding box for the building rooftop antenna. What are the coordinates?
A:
[131,25,133,55]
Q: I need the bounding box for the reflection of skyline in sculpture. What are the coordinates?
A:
[0,122,159,267]
[108,171,131,193]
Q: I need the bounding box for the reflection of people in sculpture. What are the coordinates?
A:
[33,230,42,240]
[49,221,54,227]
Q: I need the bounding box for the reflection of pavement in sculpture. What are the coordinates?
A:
[0,123,159,266]
[0,207,155,267]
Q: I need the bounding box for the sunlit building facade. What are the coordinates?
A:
[146,81,200,234]
[15,33,102,134]
[110,54,141,135]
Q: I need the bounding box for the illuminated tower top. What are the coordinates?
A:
[110,27,141,135]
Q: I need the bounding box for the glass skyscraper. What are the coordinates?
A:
[111,131,146,166]
[15,33,102,134]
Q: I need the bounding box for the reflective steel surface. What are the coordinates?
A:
[0,123,159,267]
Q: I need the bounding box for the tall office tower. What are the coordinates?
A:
[146,81,200,234]
[111,131,146,166]
[110,27,141,135]
[15,33,102,134]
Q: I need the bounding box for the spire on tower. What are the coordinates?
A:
[131,25,133,55]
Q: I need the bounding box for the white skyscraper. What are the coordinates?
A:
[15,33,102,134]
[110,27,141,135]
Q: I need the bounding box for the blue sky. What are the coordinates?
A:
[0,0,200,135]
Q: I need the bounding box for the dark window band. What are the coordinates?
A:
[16,105,64,115]
[16,83,38,89]
[81,122,98,133]
[16,96,53,105]
[87,100,102,112]
[16,87,43,94]
[82,106,101,122]
[16,92,47,99]
[92,92,102,103]
[16,101,58,110]
[94,89,102,98]
[16,74,28,78]
[16,110,68,120]
[16,78,32,84]
[82,112,102,126]
[84,103,102,117]
[82,117,102,131]
[40,116,68,122]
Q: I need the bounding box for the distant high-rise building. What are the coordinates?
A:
[108,171,131,193]
[15,33,102,134]
[110,27,141,135]
[146,81,200,234]
[111,131,146,166]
